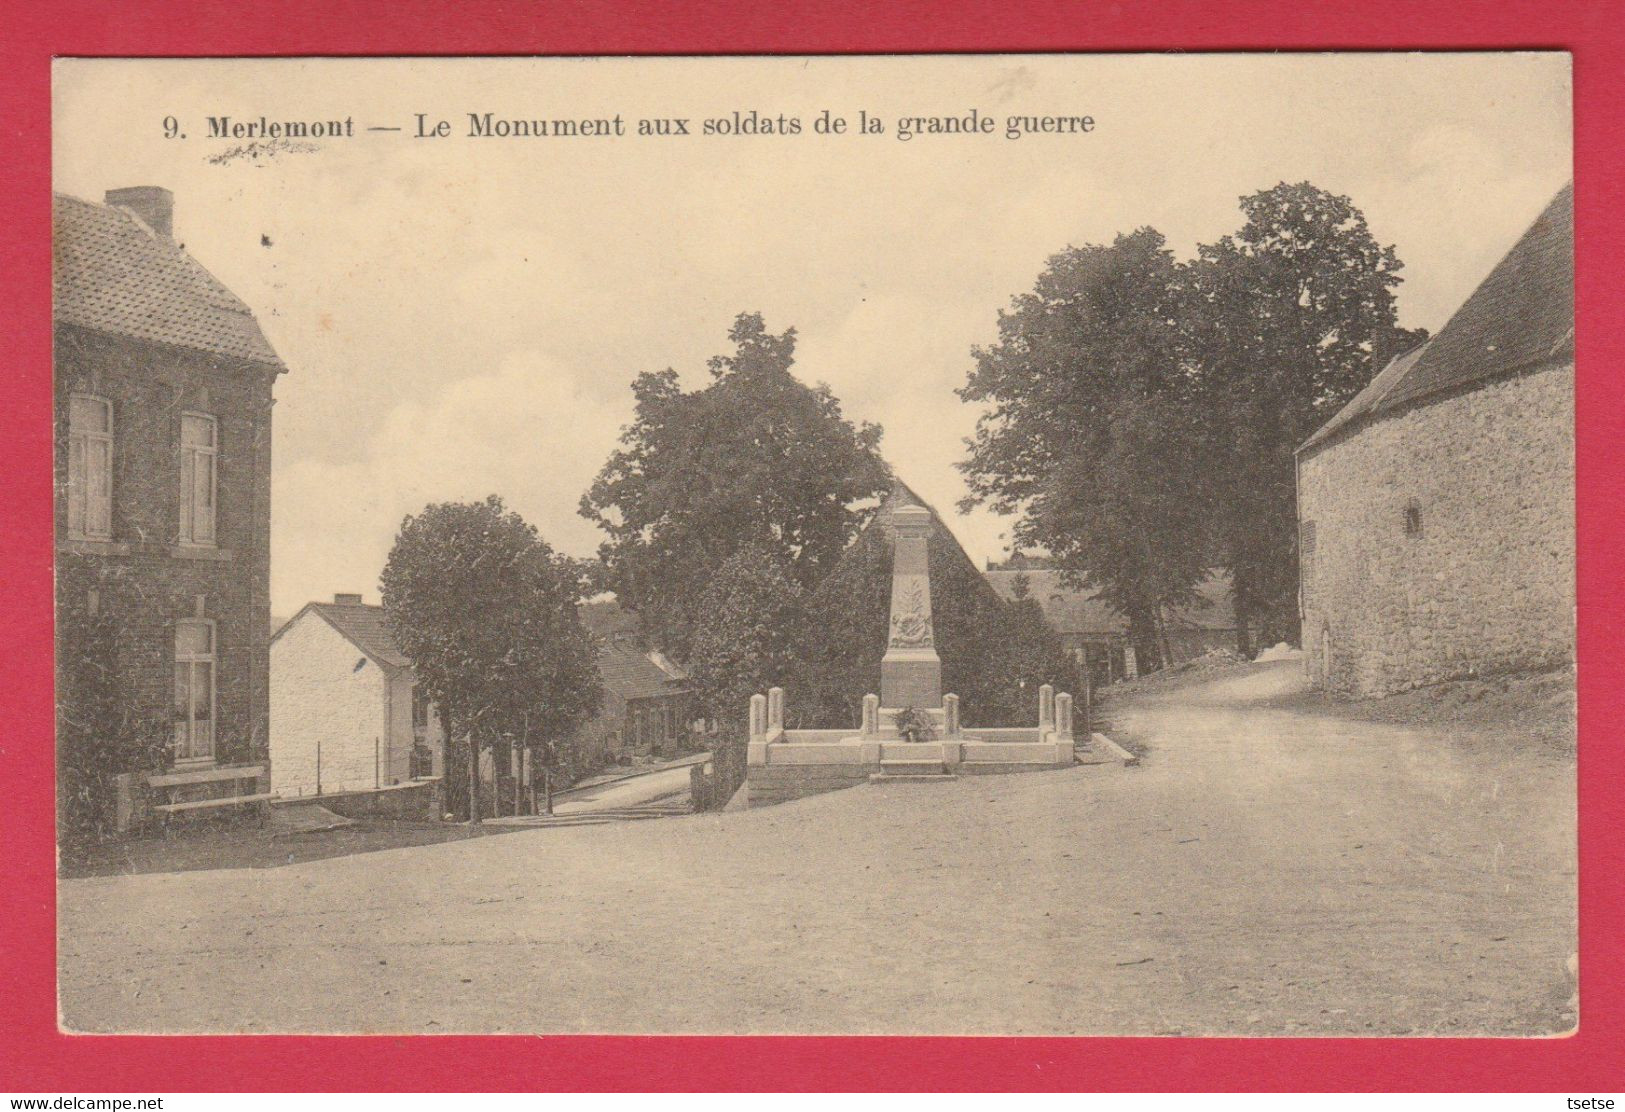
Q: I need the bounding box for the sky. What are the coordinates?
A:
[52,54,1572,618]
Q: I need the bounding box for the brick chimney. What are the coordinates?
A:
[333,593,364,605]
[105,186,173,238]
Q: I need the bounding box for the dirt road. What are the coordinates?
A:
[58,660,1575,1035]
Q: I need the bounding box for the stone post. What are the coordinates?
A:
[690,762,711,812]
[943,693,961,737]
[1039,683,1056,731]
[1055,692,1073,740]
[767,686,785,733]
[880,502,942,709]
[861,694,880,737]
[746,693,770,771]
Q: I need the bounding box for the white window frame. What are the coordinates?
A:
[179,412,218,547]
[67,393,113,540]
[173,618,218,764]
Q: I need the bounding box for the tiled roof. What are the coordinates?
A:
[275,596,689,702]
[1297,342,1430,454]
[303,602,413,670]
[1301,182,1573,454]
[579,599,690,702]
[53,191,284,369]
[985,568,1237,636]
[597,647,687,703]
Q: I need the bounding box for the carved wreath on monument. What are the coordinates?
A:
[888,580,934,648]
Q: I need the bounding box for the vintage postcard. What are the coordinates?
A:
[50,53,1574,1036]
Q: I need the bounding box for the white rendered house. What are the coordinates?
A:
[270,594,444,798]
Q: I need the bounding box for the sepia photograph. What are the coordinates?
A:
[49,52,1575,1038]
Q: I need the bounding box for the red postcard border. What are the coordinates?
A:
[2,0,1621,1093]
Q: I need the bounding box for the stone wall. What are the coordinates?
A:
[1298,362,1574,697]
[289,779,443,822]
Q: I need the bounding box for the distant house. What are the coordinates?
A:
[269,595,445,798]
[579,599,698,759]
[1296,183,1574,697]
[984,558,1238,686]
[54,186,285,833]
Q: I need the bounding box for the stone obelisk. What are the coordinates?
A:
[880,500,942,709]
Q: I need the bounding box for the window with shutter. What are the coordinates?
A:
[67,394,113,540]
[180,413,218,545]
[173,619,216,762]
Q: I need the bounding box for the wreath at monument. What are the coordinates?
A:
[891,706,937,743]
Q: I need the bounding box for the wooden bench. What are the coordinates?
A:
[153,792,277,815]
[147,764,275,830]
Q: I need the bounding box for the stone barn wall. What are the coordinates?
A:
[1298,362,1574,697]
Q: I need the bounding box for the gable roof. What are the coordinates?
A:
[580,599,690,703]
[877,477,980,564]
[1297,341,1431,454]
[273,601,412,672]
[53,191,285,370]
[814,475,1030,631]
[1301,182,1573,455]
[275,596,689,703]
[985,567,1237,636]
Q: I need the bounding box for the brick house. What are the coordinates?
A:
[54,187,285,831]
[1296,183,1574,697]
[269,595,447,798]
[984,557,1238,687]
[579,599,698,759]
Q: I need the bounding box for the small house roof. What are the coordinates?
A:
[1300,182,1573,455]
[272,601,412,672]
[274,595,688,702]
[579,599,690,702]
[53,191,285,370]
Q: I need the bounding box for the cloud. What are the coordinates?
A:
[55,55,1571,613]
[272,351,630,611]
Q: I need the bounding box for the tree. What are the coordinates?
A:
[1187,182,1427,648]
[380,496,602,823]
[684,547,807,807]
[580,312,889,662]
[959,227,1211,668]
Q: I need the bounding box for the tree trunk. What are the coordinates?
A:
[1233,594,1253,658]
[467,732,481,826]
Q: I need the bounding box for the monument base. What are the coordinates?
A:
[742,727,1079,809]
[879,655,942,710]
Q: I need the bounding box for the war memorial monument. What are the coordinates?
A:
[742,491,1088,807]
